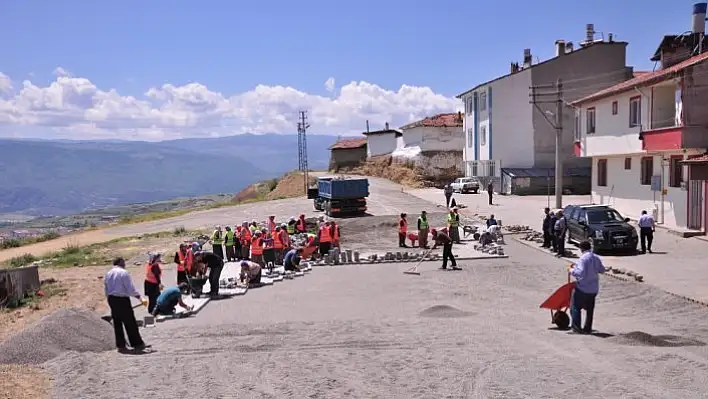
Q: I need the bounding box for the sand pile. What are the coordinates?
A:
[0,308,115,365]
[606,331,701,348]
[266,172,316,200]
[419,305,473,318]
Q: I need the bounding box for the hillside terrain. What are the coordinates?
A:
[0,134,338,216]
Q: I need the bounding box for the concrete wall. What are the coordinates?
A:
[409,150,464,181]
[578,90,649,157]
[682,61,708,148]
[590,153,688,228]
[366,133,397,157]
[531,42,631,169]
[329,147,367,171]
[399,126,464,152]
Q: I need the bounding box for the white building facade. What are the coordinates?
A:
[573,52,708,231]
[363,127,401,158]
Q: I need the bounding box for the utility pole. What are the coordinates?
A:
[297,110,310,193]
[529,78,564,209]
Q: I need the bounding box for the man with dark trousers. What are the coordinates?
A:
[569,241,606,334]
[398,213,408,247]
[431,229,461,270]
[554,210,567,257]
[638,210,656,254]
[549,210,558,253]
[444,184,453,208]
[194,251,224,298]
[104,257,149,353]
[487,181,494,205]
[542,207,552,248]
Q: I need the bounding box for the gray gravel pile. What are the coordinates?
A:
[0,308,114,365]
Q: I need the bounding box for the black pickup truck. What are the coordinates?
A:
[563,204,638,254]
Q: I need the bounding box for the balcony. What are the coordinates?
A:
[640,81,683,151]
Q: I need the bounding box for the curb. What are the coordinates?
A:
[309,255,509,267]
[512,236,708,308]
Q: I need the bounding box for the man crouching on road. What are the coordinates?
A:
[240,260,262,288]
[152,283,194,316]
[568,240,606,334]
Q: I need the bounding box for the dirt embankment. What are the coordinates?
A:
[233,171,317,203]
[349,156,428,188]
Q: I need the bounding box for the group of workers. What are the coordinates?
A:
[397,209,461,270]
[542,208,568,257]
[104,213,342,353]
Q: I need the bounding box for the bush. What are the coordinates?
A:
[173,226,187,235]
[8,253,38,268]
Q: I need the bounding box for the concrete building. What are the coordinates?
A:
[456,23,634,194]
[573,10,708,232]
[392,113,464,181]
[363,123,401,158]
[328,138,367,171]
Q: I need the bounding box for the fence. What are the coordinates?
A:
[465,160,502,177]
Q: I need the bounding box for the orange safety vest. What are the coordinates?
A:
[399,218,408,233]
[296,218,306,232]
[280,230,290,247]
[177,250,186,272]
[241,229,251,243]
[332,225,340,241]
[273,232,284,249]
[184,249,193,273]
[145,262,161,284]
[251,237,263,255]
[319,226,332,243]
[268,220,276,232]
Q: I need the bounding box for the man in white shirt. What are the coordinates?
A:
[638,210,656,254]
[104,257,149,352]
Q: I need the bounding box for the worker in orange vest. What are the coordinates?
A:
[273,226,285,264]
[331,221,341,248]
[318,221,333,256]
[239,222,251,260]
[251,231,265,266]
[279,223,291,251]
[398,213,408,247]
[144,253,163,314]
[174,244,193,285]
[296,214,307,233]
[267,215,277,233]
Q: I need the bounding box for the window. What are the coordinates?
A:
[624,157,631,170]
[480,125,487,146]
[612,101,618,115]
[669,156,683,188]
[597,158,607,186]
[629,96,641,127]
[586,108,596,134]
[640,156,653,185]
[467,128,473,146]
[479,92,487,111]
[576,210,587,223]
[466,98,473,114]
[574,111,581,141]
[587,209,625,224]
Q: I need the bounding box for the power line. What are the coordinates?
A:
[530,78,564,210]
[297,110,310,193]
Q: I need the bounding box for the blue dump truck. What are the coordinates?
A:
[307,176,369,217]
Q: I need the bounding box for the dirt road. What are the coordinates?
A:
[47,240,708,398]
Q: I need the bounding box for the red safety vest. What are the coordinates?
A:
[332,225,340,241]
[177,250,186,272]
[399,218,408,233]
[319,226,332,243]
[251,237,263,255]
[241,229,252,243]
[296,218,306,233]
[280,230,290,247]
[145,262,161,284]
[268,219,276,232]
[273,231,284,249]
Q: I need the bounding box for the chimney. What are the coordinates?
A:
[565,42,574,53]
[385,122,389,130]
[510,62,519,73]
[586,24,595,42]
[555,40,566,56]
[692,2,707,34]
[607,33,614,42]
[523,49,532,68]
[366,120,370,133]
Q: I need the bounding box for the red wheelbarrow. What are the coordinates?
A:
[539,264,576,329]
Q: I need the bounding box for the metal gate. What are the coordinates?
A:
[688,180,703,230]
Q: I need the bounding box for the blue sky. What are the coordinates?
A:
[0,0,701,140]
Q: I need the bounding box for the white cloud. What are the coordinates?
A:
[324,77,335,92]
[0,73,11,94]
[53,67,71,77]
[0,69,461,141]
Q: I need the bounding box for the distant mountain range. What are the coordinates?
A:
[0,134,346,216]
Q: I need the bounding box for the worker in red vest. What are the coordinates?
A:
[267,215,277,234]
[318,221,333,256]
[239,222,251,260]
[272,226,285,264]
[251,231,265,266]
[398,213,408,247]
[144,253,163,314]
[296,214,307,233]
[279,223,291,252]
[174,244,193,285]
[331,221,341,248]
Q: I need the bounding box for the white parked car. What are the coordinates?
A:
[450,177,480,194]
